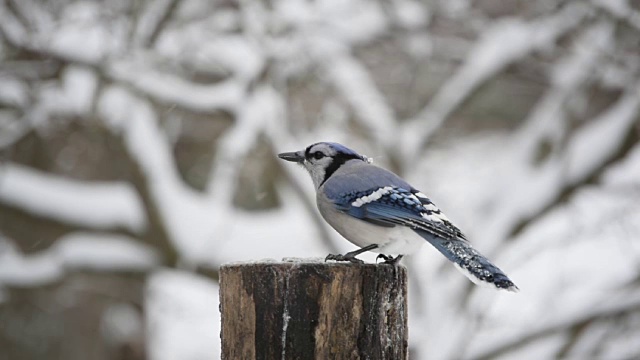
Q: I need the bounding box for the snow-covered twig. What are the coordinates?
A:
[0,163,146,232]
[472,295,640,360]
[133,0,179,47]
[400,4,590,166]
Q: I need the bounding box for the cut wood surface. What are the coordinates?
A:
[219,259,408,359]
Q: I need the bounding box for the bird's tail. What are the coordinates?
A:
[415,230,519,292]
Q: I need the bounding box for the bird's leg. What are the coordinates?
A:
[376,254,404,265]
[325,244,379,264]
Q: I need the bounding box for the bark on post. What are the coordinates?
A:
[219,259,408,359]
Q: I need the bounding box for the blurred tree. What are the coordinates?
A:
[0,0,639,359]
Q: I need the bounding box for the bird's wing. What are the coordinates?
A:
[332,186,465,241]
[332,186,518,292]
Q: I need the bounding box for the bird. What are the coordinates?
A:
[278,141,518,292]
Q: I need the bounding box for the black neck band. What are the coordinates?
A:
[320,154,362,186]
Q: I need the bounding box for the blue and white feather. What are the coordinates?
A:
[278,142,518,292]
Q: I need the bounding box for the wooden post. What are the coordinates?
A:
[219,259,408,359]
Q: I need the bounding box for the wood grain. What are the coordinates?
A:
[220,260,408,359]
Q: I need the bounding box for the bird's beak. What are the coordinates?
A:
[278,151,305,163]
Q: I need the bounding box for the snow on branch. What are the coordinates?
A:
[565,84,640,183]
[471,23,626,253]
[0,0,122,65]
[513,22,614,159]
[400,3,590,165]
[108,60,244,113]
[0,232,159,287]
[99,86,220,262]
[487,82,640,250]
[0,0,30,45]
[4,0,54,34]
[145,269,220,360]
[0,163,146,232]
[591,0,640,31]
[133,0,179,47]
[205,85,284,203]
[55,232,161,271]
[471,295,640,360]
[321,53,398,150]
[0,119,29,150]
[0,78,30,149]
[33,66,99,118]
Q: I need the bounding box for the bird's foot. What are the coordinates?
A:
[325,253,364,264]
[376,254,404,265]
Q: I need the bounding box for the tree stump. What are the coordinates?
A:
[219,259,408,360]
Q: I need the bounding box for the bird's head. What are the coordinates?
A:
[278,142,370,188]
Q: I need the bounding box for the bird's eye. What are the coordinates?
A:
[313,151,325,160]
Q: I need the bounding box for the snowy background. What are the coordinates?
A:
[1,0,640,359]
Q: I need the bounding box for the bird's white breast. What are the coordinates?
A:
[317,194,425,255]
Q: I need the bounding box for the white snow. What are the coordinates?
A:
[0,76,29,107]
[108,61,244,113]
[0,1,29,45]
[55,233,160,271]
[101,302,144,347]
[0,233,160,287]
[99,86,220,262]
[48,2,121,64]
[0,163,147,233]
[133,0,176,46]
[97,84,322,265]
[3,0,640,359]
[321,54,398,150]
[312,0,389,45]
[0,116,30,149]
[145,269,220,360]
[414,26,638,259]
[0,241,63,287]
[602,142,640,187]
[592,0,635,19]
[214,190,331,264]
[400,4,589,162]
[407,125,640,359]
[393,0,428,29]
[35,65,98,117]
[156,34,264,82]
[60,66,99,115]
[566,85,640,182]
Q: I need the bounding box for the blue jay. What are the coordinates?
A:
[278,142,518,292]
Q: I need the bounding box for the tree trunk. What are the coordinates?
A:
[219,259,408,359]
